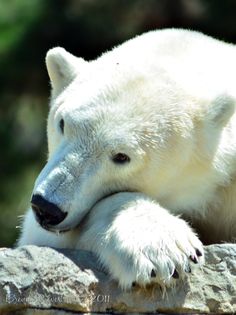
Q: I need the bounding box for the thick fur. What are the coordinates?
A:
[18,29,236,289]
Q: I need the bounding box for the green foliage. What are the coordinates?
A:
[0,0,45,54]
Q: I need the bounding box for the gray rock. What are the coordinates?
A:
[0,244,235,314]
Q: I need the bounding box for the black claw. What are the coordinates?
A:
[196,249,203,257]
[132,282,136,287]
[172,269,179,279]
[190,255,198,264]
[185,265,191,273]
[151,269,156,278]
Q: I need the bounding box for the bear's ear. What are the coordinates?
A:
[46,47,86,97]
[206,94,235,127]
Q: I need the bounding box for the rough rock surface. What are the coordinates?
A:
[0,244,235,314]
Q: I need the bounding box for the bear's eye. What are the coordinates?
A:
[59,119,64,134]
[112,153,130,164]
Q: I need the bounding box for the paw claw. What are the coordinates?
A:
[189,255,198,264]
[151,269,156,278]
[172,269,179,279]
[196,248,203,257]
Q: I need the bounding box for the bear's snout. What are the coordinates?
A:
[31,195,67,228]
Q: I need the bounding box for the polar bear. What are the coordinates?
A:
[18,29,236,289]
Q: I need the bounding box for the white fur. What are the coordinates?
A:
[18,29,236,289]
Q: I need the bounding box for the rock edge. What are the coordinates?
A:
[0,244,235,314]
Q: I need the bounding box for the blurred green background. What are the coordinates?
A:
[1,0,236,247]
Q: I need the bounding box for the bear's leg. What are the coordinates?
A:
[77,192,204,290]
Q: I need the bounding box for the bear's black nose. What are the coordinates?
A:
[31,194,67,226]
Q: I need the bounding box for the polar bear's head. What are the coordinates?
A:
[31,37,235,233]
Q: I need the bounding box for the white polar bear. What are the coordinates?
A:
[18,29,236,289]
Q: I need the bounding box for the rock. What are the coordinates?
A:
[0,244,235,314]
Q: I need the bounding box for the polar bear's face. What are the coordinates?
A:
[33,99,150,232]
[31,45,235,233]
